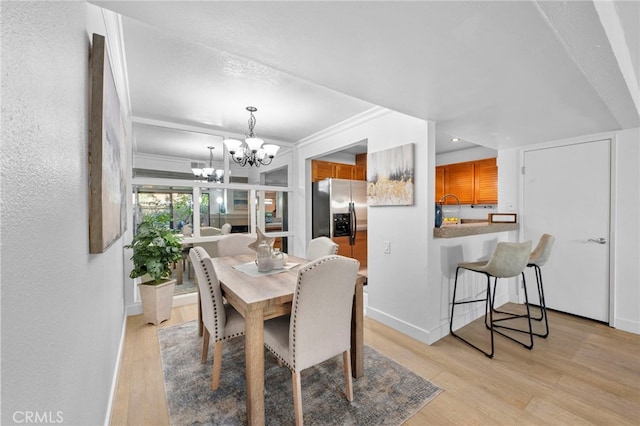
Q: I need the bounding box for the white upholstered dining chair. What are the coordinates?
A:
[305,236,338,260]
[189,245,207,337]
[189,247,245,390]
[220,222,232,235]
[191,226,221,257]
[214,233,255,257]
[263,255,360,425]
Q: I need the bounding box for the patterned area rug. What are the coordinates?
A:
[158,321,442,425]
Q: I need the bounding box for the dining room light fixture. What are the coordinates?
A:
[223,106,280,167]
[191,146,223,182]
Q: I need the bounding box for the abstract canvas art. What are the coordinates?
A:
[89,33,126,253]
[367,143,415,206]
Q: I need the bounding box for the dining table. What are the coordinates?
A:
[211,253,366,426]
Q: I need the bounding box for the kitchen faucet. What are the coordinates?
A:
[439,194,461,225]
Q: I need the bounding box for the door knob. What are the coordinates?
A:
[588,237,607,244]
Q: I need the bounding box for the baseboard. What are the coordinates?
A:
[104,310,128,426]
[126,302,142,316]
[366,293,512,346]
[173,291,197,307]
[366,307,438,345]
[614,317,640,335]
[126,292,198,317]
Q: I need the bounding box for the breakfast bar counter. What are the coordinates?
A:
[433,222,519,238]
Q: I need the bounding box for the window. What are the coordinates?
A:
[133,187,194,232]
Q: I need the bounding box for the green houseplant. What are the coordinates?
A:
[126,214,183,324]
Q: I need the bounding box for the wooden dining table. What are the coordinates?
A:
[211,254,366,426]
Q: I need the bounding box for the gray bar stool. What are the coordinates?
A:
[491,234,555,338]
[449,240,532,358]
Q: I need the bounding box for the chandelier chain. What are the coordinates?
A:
[247,108,257,139]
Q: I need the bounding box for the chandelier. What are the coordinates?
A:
[191,146,223,182]
[223,106,280,167]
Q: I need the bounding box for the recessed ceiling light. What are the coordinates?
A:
[450,137,461,142]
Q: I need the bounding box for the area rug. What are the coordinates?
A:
[158,321,442,425]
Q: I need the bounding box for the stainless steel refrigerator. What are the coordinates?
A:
[312,178,367,270]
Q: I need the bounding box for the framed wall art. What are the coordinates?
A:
[89,33,126,253]
[367,143,415,206]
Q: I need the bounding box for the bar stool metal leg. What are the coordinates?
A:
[490,265,549,338]
[491,272,535,349]
[450,267,496,358]
[529,263,549,337]
[502,233,554,338]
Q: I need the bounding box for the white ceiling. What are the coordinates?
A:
[93,1,639,162]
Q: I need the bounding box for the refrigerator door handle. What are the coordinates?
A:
[349,202,357,245]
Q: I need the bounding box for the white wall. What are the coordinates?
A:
[296,108,442,342]
[317,152,357,164]
[1,3,128,424]
[612,128,640,333]
[436,145,498,166]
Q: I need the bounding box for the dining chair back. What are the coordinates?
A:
[189,247,245,389]
[201,226,222,236]
[263,255,360,425]
[215,233,255,257]
[220,223,232,235]
[305,236,338,260]
[188,245,207,336]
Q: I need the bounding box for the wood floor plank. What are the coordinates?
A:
[110,303,640,425]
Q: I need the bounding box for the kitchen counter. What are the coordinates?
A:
[433,221,518,238]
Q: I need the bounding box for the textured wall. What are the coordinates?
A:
[1,2,125,424]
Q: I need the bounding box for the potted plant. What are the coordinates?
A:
[125,213,183,325]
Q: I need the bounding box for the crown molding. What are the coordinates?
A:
[297,106,391,146]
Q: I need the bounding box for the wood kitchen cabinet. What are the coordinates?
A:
[444,161,476,204]
[435,166,445,202]
[334,163,355,179]
[312,157,367,182]
[436,157,497,204]
[353,153,367,180]
[474,158,498,204]
[312,160,335,182]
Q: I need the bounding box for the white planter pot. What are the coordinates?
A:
[138,279,176,325]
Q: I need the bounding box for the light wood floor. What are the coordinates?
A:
[110,303,640,425]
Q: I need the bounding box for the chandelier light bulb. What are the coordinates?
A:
[262,144,280,158]
[224,138,242,154]
[245,137,264,152]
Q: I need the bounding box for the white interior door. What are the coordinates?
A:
[522,139,610,322]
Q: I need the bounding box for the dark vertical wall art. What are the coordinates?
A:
[89,33,125,253]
